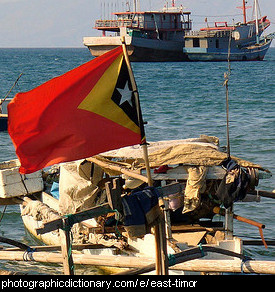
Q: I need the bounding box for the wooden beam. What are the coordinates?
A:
[59,218,74,275]
[36,203,111,235]
[243,240,275,246]
[248,189,275,200]
[88,156,148,183]
[3,243,116,252]
[0,198,19,206]
[105,178,123,213]
[0,250,275,274]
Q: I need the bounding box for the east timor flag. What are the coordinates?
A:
[8,46,146,174]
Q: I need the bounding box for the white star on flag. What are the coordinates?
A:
[117,81,133,107]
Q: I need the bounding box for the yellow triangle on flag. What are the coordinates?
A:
[78,52,140,135]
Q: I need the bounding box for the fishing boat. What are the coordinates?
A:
[1,38,275,276]
[1,74,23,132]
[183,0,273,61]
[1,135,275,275]
[0,99,10,132]
[0,115,8,132]
[83,0,192,62]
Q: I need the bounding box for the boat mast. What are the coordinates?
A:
[132,0,140,12]
[254,0,260,44]
[237,0,251,24]
[242,0,247,24]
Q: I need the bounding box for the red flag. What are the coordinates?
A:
[8,46,145,174]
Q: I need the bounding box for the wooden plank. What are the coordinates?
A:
[36,203,111,235]
[35,191,59,210]
[172,259,275,274]
[3,243,116,252]
[243,240,275,246]
[158,182,183,197]
[159,216,169,274]
[81,224,125,234]
[171,223,223,233]
[248,189,275,200]
[0,198,19,205]
[172,231,207,246]
[105,178,123,213]
[150,165,226,181]
[88,156,148,183]
[59,218,74,275]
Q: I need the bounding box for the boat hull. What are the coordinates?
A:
[83,36,188,62]
[0,115,8,131]
[183,38,272,61]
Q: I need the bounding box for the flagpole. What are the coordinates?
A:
[120,37,153,186]
[120,37,168,275]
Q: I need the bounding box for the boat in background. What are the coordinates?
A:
[0,115,8,132]
[0,99,10,132]
[183,0,273,61]
[1,74,23,132]
[83,0,192,62]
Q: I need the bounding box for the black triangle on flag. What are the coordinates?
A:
[111,58,145,142]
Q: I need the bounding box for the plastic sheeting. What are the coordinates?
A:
[58,160,104,215]
[100,135,268,172]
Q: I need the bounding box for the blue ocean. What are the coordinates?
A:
[0,47,274,274]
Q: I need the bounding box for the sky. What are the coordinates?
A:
[0,0,274,48]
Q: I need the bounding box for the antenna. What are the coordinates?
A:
[224,71,231,159]
[223,59,233,239]
[224,30,232,159]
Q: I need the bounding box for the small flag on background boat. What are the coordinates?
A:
[8,46,146,174]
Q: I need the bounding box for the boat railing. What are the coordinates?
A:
[267,32,275,39]
[95,19,135,29]
[185,30,231,38]
[95,19,192,31]
[185,31,216,38]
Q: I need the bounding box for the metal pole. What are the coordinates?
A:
[224,73,230,159]
[225,208,234,240]
[224,66,233,239]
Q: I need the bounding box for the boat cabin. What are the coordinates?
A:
[184,30,234,51]
[95,10,192,40]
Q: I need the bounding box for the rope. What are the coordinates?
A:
[0,236,36,261]
[241,256,250,273]
[20,174,30,196]
[168,254,176,266]
[198,243,205,257]
[112,209,122,238]
[23,248,37,262]
[63,214,76,232]
[0,206,7,224]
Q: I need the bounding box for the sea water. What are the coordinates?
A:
[0,48,274,274]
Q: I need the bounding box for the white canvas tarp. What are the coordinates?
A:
[100,135,268,172]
